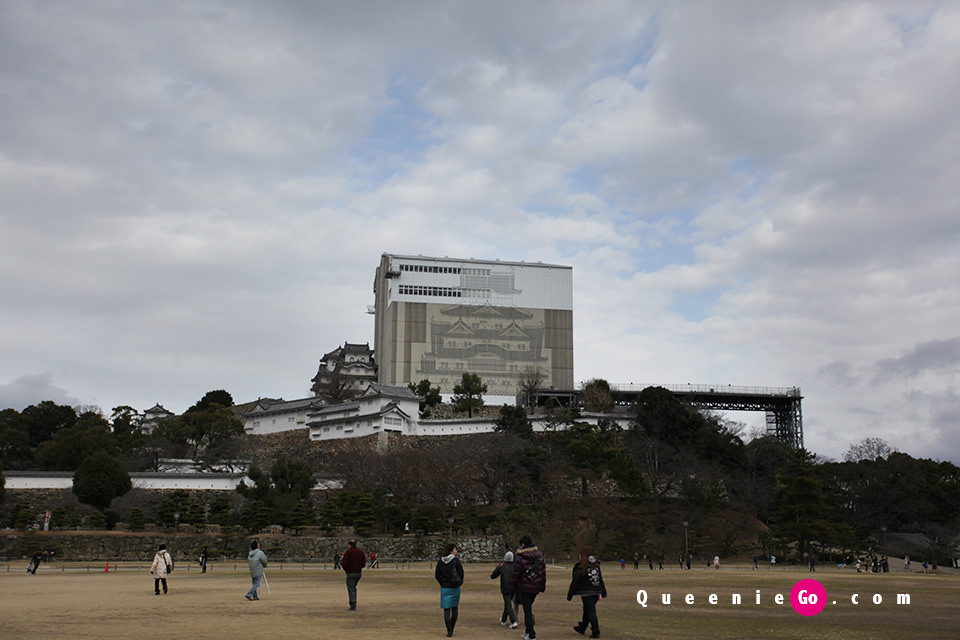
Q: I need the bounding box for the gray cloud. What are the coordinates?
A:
[0,374,81,412]
[874,337,960,381]
[1,1,958,461]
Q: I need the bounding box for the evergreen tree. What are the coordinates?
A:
[186,501,208,530]
[127,508,146,531]
[315,499,343,530]
[50,506,70,529]
[607,449,649,501]
[409,379,443,415]
[208,494,235,528]
[188,389,235,412]
[336,491,377,534]
[237,457,316,530]
[20,401,77,448]
[287,501,315,535]
[452,372,486,417]
[494,405,534,439]
[72,451,132,511]
[36,412,116,471]
[0,410,32,468]
[155,490,191,527]
[14,500,36,529]
[110,405,145,452]
[88,510,108,530]
[559,421,609,496]
[241,500,270,533]
[773,449,833,560]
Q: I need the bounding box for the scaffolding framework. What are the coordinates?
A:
[532,383,804,449]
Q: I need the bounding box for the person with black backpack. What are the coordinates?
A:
[509,535,546,640]
[435,542,465,637]
[567,549,607,638]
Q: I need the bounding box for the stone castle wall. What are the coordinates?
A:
[1,530,509,564]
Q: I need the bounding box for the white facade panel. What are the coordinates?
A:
[382,255,572,311]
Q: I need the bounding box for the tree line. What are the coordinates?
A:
[2,381,959,564]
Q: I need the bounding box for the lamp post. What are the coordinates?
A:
[174,511,180,560]
[683,521,689,569]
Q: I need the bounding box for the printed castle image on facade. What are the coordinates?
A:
[374,253,574,395]
[417,305,547,396]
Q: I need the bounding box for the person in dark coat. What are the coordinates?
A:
[28,550,44,574]
[567,549,607,638]
[435,542,465,637]
[509,535,546,640]
[341,539,366,610]
[490,550,518,628]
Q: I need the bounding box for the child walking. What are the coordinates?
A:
[490,551,519,628]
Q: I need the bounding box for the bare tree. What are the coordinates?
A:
[517,367,547,408]
[312,368,362,404]
[843,436,895,462]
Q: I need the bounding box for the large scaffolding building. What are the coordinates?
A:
[372,253,574,395]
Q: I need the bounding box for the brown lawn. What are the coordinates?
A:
[1,561,957,639]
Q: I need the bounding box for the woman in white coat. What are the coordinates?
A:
[150,544,173,595]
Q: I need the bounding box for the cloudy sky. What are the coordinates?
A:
[1,1,957,462]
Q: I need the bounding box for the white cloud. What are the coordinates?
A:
[0,0,957,461]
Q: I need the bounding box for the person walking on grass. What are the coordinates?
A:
[245,540,268,601]
[150,544,173,595]
[435,542,465,637]
[509,535,546,640]
[490,551,519,628]
[27,550,44,575]
[567,549,606,638]
[341,538,366,610]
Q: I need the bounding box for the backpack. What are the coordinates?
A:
[523,561,540,584]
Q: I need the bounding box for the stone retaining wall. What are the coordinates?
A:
[1,531,509,564]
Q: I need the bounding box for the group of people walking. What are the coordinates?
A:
[146,535,607,638]
[440,535,606,639]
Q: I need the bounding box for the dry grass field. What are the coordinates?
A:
[1,561,958,640]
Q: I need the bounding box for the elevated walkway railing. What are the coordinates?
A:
[610,383,801,397]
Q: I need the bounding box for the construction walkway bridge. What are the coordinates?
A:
[530,383,804,449]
